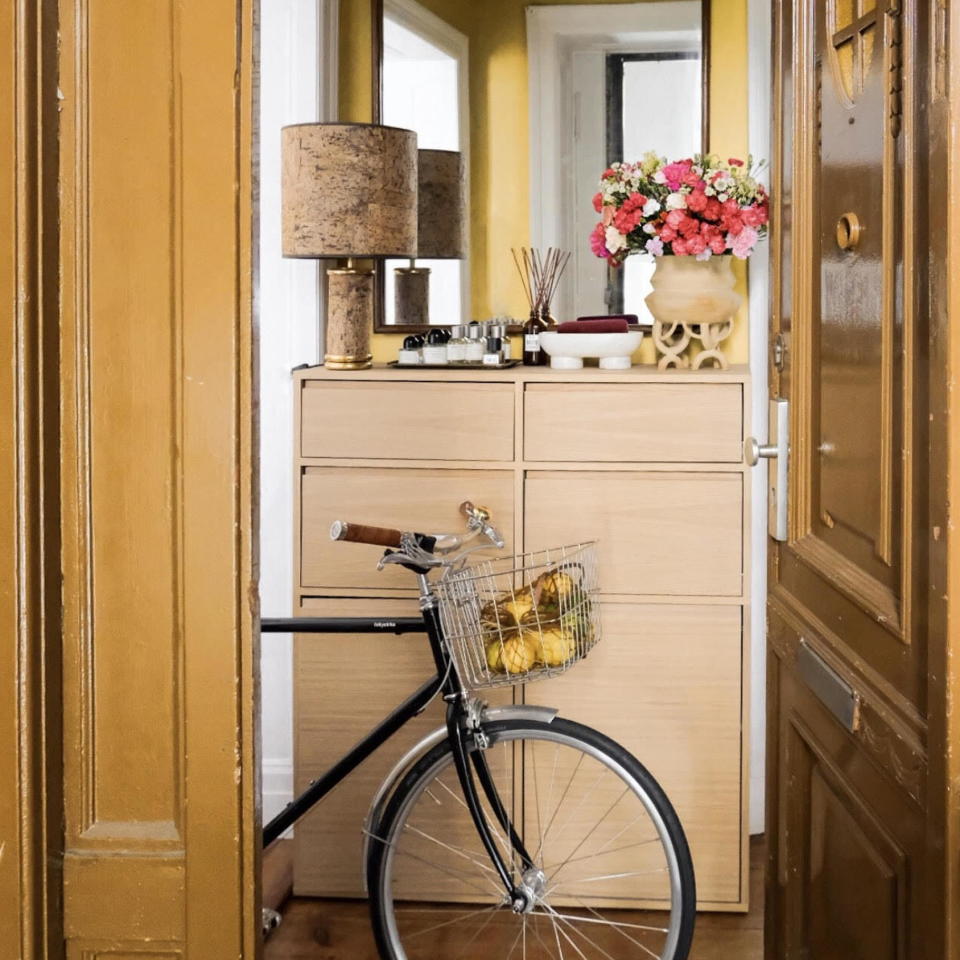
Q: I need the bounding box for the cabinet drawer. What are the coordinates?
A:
[293,596,512,898]
[523,382,743,462]
[301,380,514,461]
[525,471,743,597]
[525,603,743,905]
[301,467,515,591]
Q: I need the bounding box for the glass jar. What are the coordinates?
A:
[446,325,469,364]
[422,327,448,365]
[465,322,485,363]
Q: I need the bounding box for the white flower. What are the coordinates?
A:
[642,198,661,217]
[605,226,627,254]
[665,192,687,211]
[718,193,729,202]
[653,171,667,184]
[695,248,713,261]
[705,186,716,197]
[643,222,656,235]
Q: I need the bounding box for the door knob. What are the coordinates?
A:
[836,212,862,251]
[744,437,778,466]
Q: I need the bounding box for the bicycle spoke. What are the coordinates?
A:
[535,751,586,862]
[542,836,661,875]
[541,903,620,960]
[401,822,500,878]
[567,894,670,952]
[547,785,630,887]
[532,744,565,864]
[452,901,502,959]
[533,909,668,936]
[401,903,500,941]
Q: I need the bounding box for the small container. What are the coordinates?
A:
[422,328,448,365]
[483,336,502,366]
[465,322,485,363]
[522,310,548,366]
[447,325,469,364]
[398,334,423,365]
[488,322,511,363]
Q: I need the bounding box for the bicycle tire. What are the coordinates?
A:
[366,716,696,960]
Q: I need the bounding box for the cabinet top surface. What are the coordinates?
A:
[295,363,750,385]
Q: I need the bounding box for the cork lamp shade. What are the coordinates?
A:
[281,123,418,258]
[416,149,466,260]
[281,123,418,369]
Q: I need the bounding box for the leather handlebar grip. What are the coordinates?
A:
[330,521,403,548]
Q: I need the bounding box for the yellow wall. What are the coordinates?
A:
[341,0,750,363]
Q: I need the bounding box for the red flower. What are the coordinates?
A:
[728,158,745,167]
[686,189,708,213]
[592,192,603,213]
[687,234,708,255]
[703,198,722,221]
[672,237,691,256]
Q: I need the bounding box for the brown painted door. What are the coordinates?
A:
[766,0,950,956]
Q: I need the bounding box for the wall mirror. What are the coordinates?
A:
[370,0,710,333]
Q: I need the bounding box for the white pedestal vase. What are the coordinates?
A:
[645,254,743,370]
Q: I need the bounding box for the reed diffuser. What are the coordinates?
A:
[512,247,571,366]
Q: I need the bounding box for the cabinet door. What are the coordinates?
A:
[524,603,744,907]
[294,597,512,899]
[525,471,743,598]
[301,467,515,592]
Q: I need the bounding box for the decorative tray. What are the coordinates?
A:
[388,359,522,370]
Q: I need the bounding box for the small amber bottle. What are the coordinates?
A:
[522,309,547,366]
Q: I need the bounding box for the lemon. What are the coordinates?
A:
[500,634,537,674]
[534,626,576,666]
[536,570,577,606]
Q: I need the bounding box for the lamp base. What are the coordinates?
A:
[326,265,375,370]
[323,353,374,371]
[394,266,431,326]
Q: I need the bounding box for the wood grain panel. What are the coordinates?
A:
[301,467,514,591]
[57,0,257,954]
[301,380,515,461]
[293,597,512,897]
[525,604,744,906]
[525,472,743,597]
[524,383,743,463]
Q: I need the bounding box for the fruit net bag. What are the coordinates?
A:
[434,542,601,690]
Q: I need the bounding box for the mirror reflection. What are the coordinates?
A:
[373,0,708,332]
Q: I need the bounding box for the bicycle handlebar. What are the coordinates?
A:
[329,520,403,548]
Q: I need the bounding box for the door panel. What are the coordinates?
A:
[767,0,939,955]
[57,0,257,955]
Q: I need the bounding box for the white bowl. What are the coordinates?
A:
[538,330,644,370]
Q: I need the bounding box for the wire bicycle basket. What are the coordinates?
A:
[434,542,601,691]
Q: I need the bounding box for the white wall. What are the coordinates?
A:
[259,0,334,826]
[747,0,771,836]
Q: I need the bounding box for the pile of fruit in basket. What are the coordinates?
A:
[481,567,595,675]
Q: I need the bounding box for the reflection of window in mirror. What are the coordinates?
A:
[381,0,469,327]
[529,2,704,325]
[608,53,702,320]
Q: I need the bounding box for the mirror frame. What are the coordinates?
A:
[370,0,711,335]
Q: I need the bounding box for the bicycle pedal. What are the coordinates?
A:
[261,907,282,939]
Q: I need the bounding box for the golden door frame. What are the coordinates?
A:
[1,0,260,956]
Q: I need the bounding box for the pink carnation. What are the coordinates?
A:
[730,225,759,259]
[590,223,610,258]
[592,192,603,213]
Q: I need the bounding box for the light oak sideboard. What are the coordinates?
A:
[291,364,751,912]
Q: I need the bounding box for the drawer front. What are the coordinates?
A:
[524,382,743,462]
[301,467,515,591]
[525,603,744,905]
[525,471,743,597]
[301,380,515,461]
[293,597,512,898]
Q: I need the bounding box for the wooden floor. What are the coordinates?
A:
[264,837,764,959]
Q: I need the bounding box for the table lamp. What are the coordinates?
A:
[394,149,466,326]
[281,122,418,369]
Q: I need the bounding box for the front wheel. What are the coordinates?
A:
[367,717,696,960]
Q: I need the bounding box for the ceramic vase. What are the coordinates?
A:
[645,255,742,370]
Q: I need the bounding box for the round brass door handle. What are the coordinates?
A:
[836,212,862,251]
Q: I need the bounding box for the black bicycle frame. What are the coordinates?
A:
[260,608,534,899]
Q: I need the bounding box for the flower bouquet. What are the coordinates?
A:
[590,153,769,370]
[590,152,769,263]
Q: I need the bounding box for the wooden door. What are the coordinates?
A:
[766,0,957,956]
[55,0,258,956]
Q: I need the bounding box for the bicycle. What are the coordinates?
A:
[262,501,696,960]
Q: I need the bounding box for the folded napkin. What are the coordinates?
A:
[576,314,639,325]
[557,318,630,334]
